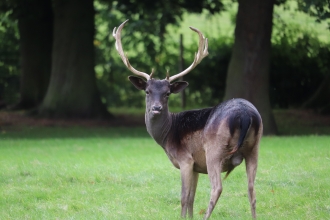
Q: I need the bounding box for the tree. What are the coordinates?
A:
[0,0,53,109]
[1,0,109,118]
[38,0,109,118]
[14,0,53,109]
[224,0,278,134]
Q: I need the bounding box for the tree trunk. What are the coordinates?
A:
[38,0,110,118]
[14,0,53,109]
[224,0,277,135]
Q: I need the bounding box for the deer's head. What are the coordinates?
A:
[113,20,208,117]
[128,77,187,117]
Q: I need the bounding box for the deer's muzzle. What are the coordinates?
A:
[151,105,162,115]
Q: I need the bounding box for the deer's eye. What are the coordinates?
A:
[146,90,150,95]
[165,92,170,97]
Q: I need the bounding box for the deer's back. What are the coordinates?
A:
[169,99,261,145]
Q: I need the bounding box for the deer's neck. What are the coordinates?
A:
[145,109,173,147]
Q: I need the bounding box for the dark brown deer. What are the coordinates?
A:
[113,20,263,219]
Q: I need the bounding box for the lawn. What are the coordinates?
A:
[0,123,329,219]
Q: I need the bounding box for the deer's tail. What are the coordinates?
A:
[228,111,252,154]
[224,112,252,179]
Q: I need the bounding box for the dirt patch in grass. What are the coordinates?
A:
[274,109,330,135]
[1,109,330,135]
[0,110,145,128]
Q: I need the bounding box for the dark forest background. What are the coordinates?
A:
[0,0,329,135]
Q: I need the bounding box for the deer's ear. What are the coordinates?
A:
[170,81,189,94]
[128,76,147,90]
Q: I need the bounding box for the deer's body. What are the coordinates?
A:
[113,20,263,219]
[152,99,261,175]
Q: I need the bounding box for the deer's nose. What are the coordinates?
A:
[152,105,162,112]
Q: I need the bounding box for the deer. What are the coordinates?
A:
[113,20,263,219]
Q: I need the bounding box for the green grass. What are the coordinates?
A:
[1,126,330,219]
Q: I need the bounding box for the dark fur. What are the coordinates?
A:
[226,100,261,152]
[168,99,260,155]
[206,99,259,143]
[170,108,213,146]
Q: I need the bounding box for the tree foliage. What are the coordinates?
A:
[94,0,225,108]
[270,17,330,108]
[0,0,330,115]
[298,0,330,24]
[0,10,19,106]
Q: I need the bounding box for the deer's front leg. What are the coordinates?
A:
[180,160,199,218]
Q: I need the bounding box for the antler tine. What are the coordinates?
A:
[113,20,150,80]
[167,27,208,82]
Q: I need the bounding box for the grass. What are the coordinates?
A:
[1,124,330,219]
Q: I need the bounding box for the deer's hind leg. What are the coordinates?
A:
[203,147,227,220]
[245,144,259,219]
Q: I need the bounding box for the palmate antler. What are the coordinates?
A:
[113,20,208,82]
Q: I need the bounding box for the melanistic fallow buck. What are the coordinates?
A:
[113,20,263,219]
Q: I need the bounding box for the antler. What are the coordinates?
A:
[113,20,208,82]
[167,27,208,82]
[113,20,151,80]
